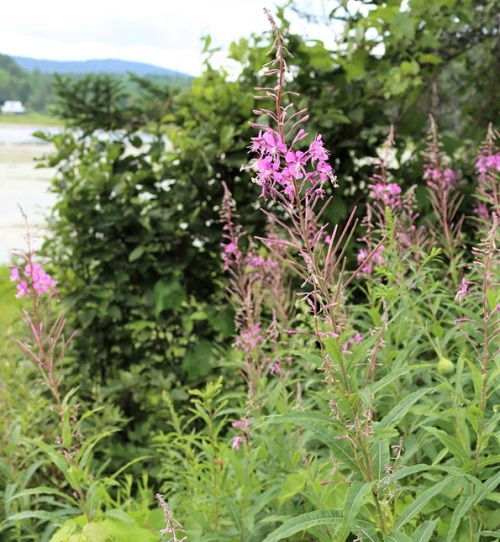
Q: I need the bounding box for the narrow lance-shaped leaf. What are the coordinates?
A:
[338,481,374,541]
[395,476,455,530]
[379,388,435,429]
[262,510,343,542]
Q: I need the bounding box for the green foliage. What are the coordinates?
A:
[37,125,240,465]
[2,4,498,541]
[146,246,499,540]
[38,0,498,421]
[51,73,183,133]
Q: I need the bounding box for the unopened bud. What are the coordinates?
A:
[437,356,454,375]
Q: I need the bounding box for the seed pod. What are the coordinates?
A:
[437,356,454,375]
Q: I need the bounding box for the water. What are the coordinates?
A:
[0,125,58,263]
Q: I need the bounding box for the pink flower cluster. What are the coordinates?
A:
[369,182,402,208]
[424,166,457,192]
[473,203,490,223]
[10,262,57,298]
[235,324,265,351]
[231,418,250,450]
[221,239,242,271]
[251,128,334,200]
[473,131,499,222]
[246,254,279,272]
[357,245,385,274]
[476,153,500,174]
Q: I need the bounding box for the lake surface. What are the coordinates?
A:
[0,125,58,263]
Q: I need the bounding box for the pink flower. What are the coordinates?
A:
[224,242,239,255]
[455,278,470,300]
[9,267,20,281]
[235,324,265,351]
[251,104,334,201]
[476,153,500,174]
[369,181,402,208]
[263,129,287,154]
[357,245,385,274]
[353,332,363,343]
[269,362,281,375]
[309,135,328,162]
[246,255,278,272]
[231,435,244,450]
[424,166,456,192]
[232,418,249,431]
[257,155,278,179]
[10,260,57,298]
[283,182,296,198]
[285,150,307,179]
[473,203,490,221]
[221,239,242,270]
[16,281,30,298]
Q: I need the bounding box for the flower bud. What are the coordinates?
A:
[437,356,454,375]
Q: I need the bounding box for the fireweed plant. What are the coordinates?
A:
[220,180,293,410]
[2,11,499,542]
[357,127,426,274]
[423,115,464,283]
[3,248,167,540]
[245,10,409,538]
[474,123,500,227]
[206,10,497,541]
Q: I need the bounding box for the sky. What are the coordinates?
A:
[0,0,339,76]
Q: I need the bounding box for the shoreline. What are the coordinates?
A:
[0,126,56,263]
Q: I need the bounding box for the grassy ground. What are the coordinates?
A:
[0,267,18,336]
[0,266,21,364]
[0,112,61,126]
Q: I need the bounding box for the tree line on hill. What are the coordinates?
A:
[0,53,190,114]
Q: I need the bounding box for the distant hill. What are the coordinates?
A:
[13,56,191,79]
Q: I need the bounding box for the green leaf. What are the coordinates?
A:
[5,510,63,523]
[182,339,212,380]
[395,476,454,530]
[339,481,374,540]
[360,366,409,405]
[447,483,474,541]
[153,278,185,316]
[290,350,323,365]
[128,246,144,262]
[412,519,439,542]
[76,429,118,469]
[386,533,412,542]
[279,471,307,504]
[372,439,391,480]
[379,388,434,429]
[264,413,361,475]
[9,486,78,506]
[422,427,470,464]
[262,510,343,542]
[30,440,69,477]
[419,53,442,64]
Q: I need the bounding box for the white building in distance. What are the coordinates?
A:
[1,101,26,114]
